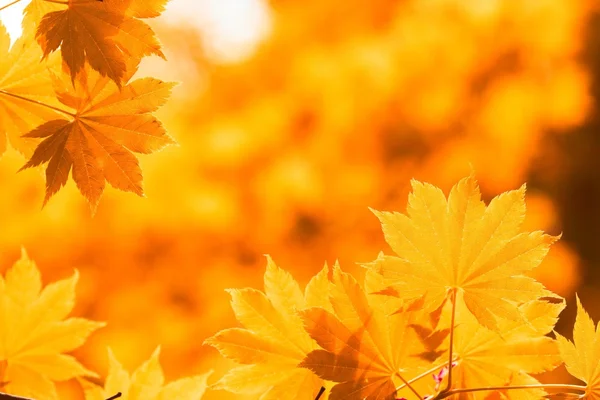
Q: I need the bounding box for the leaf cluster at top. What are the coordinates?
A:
[0,0,176,211]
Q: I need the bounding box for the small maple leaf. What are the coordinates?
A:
[0,248,104,400]
[0,23,61,158]
[83,348,211,400]
[299,266,430,400]
[19,64,176,210]
[555,295,600,400]
[450,299,564,400]
[33,0,166,85]
[366,175,558,331]
[205,256,328,400]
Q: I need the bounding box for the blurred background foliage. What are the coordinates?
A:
[0,0,599,398]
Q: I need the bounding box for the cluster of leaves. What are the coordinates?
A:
[0,249,211,400]
[0,0,176,211]
[207,175,598,400]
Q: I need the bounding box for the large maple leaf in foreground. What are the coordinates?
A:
[556,296,600,400]
[32,0,166,85]
[20,64,176,210]
[366,175,557,331]
[205,257,328,400]
[84,348,211,400]
[0,249,104,400]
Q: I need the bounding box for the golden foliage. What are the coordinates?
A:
[0,1,596,400]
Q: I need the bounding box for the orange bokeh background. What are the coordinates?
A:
[1,0,599,398]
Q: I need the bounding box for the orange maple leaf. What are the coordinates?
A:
[19,64,176,210]
[300,265,431,400]
[33,0,166,85]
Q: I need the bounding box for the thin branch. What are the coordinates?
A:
[395,359,457,393]
[0,90,75,118]
[436,384,586,400]
[395,371,422,400]
[314,386,325,400]
[442,288,457,394]
[0,0,22,12]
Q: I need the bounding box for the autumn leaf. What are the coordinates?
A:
[366,175,558,331]
[299,265,431,400]
[32,0,166,85]
[0,23,61,158]
[83,348,211,400]
[555,295,600,400]
[19,63,176,210]
[205,256,328,400]
[448,299,564,400]
[0,248,104,400]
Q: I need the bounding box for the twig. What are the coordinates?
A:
[0,90,75,118]
[314,386,325,400]
[0,0,21,12]
[442,288,457,394]
[395,371,422,400]
[436,384,586,399]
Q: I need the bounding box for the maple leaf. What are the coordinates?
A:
[19,64,176,209]
[0,23,61,158]
[448,299,564,400]
[299,265,431,400]
[366,175,558,331]
[205,256,328,400]
[32,0,166,85]
[83,348,211,400]
[555,295,600,400]
[0,248,104,400]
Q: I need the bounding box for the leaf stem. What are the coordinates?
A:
[395,371,422,400]
[105,394,122,400]
[0,90,75,118]
[442,288,457,394]
[0,0,22,12]
[436,384,586,399]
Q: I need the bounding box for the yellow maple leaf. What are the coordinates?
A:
[367,175,557,331]
[447,299,564,400]
[33,0,165,85]
[83,348,211,400]
[19,63,176,209]
[205,256,328,400]
[0,249,104,400]
[300,265,431,400]
[0,23,61,158]
[555,296,600,400]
